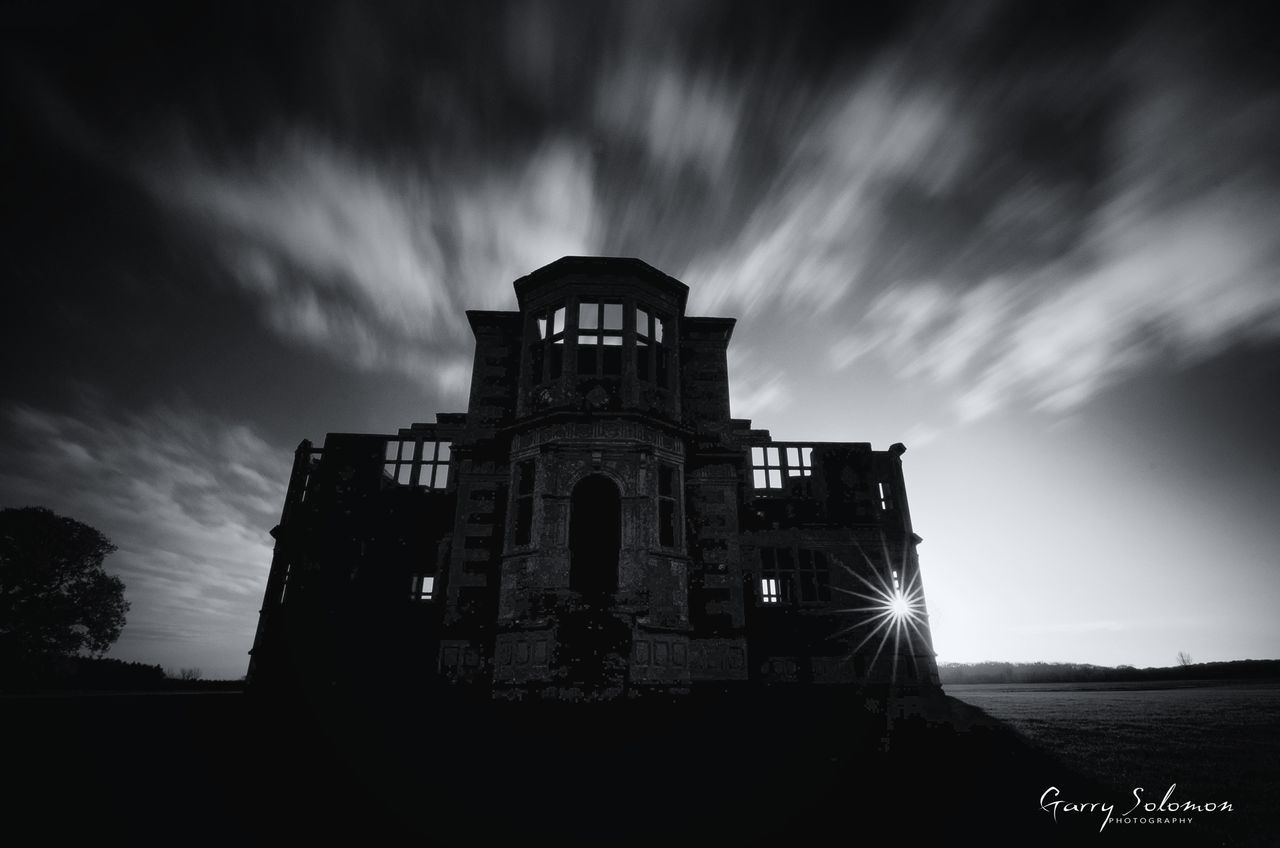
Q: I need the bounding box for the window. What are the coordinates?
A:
[514,460,535,546]
[654,314,668,388]
[751,447,782,489]
[636,308,651,380]
[531,305,567,382]
[878,481,895,511]
[299,450,323,503]
[786,447,812,477]
[576,301,624,377]
[384,439,451,488]
[658,463,679,548]
[421,440,451,488]
[384,439,416,485]
[550,306,565,378]
[796,549,832,603]
[759,546,831,605]
[751,445,813,490]
[636,309,669,385]
[410,574,435,601]
[760,548,788,603]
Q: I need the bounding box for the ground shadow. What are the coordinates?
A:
[3,688,1173,844]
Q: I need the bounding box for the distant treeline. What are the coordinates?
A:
[939,659,1280,685]
[1,656,242,692]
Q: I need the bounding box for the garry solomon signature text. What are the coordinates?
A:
[1040,784,1233,832]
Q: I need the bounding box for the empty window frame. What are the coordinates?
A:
[636,307,651,381]
[878,481,896,511]
[786,447,813,477]
[531,304,567,381]
[278,563,291,605]
[751,447,782,489]
[658,462,680,548]
[760,547,792,603]
[796,549,832,603]
[654,314,668,387]
[420,440,451,488]
[576,300,624,376]
[410,574,435,601]
[636,309,668,386]
[384,439,416,485]
[384,439,451,489]
[297,449,324,503]
[750,445,813,490]
[759,546,831,605]
[513,460,536,546]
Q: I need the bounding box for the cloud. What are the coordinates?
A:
[727,349,793,420]
[833,37,1280,422]
[146,134,601,398]
[450,141,601,308]
[902,423,942,450]
[595,55,743,180]
[0,403,292,678]
[683,59,974,316]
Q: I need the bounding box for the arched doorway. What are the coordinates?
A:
[569,475,621,597]
[566,475,626,693]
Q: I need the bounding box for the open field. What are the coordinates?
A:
[2,684,1275,845]
[950,680,1280,844]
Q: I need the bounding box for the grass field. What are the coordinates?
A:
[949,680,1280,844]
[4,683,1275,845]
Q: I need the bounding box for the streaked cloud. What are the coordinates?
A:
[596,56,743,180]
[684,59,974,316]
[727,349,793,421]
[0,403,291,678]
[146,134,600,398]
[833,35,1280,422]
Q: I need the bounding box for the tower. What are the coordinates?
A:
[248,257,940,701]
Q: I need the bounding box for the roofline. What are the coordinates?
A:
[466,309,521,336]
[512,256,690,311]
[683,315,737,342]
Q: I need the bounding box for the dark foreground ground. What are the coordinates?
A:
[2,685,1272,846]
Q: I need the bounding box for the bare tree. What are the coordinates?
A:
[1176,651,1193,667]
[178,667,202,681]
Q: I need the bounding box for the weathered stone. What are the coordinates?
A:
[246,257,940,700]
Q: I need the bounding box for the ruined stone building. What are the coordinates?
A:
[247,257,940,699]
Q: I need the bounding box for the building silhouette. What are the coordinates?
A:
[247,257,940,700]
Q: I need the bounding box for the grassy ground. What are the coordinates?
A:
[950,680,1280,845]
[3,685,1270,845]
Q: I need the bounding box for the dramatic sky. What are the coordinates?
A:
[4,0,1279,679]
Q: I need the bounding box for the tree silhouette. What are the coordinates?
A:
[0,507,129,669]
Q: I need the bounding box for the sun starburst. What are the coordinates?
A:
[827,539,929,684]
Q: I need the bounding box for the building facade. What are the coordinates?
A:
[247,257,940,699]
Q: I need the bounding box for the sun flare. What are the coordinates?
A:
[828,545,929,682]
